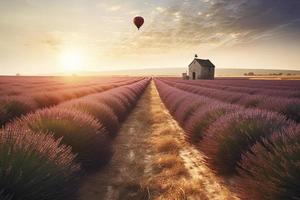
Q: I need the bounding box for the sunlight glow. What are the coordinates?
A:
[59,49,83,71]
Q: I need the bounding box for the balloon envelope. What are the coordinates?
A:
[133,16,144,30]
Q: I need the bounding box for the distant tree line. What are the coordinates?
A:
[244,72,296,76]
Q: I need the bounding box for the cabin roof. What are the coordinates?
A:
[189,58,215,68]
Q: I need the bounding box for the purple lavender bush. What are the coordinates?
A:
[96,94,128,121]
[201,109,291,175]
[0,97,37,126]
[237,95,265,108]
[33,92,63,107]
[259,98,300,122]
[237,125,300,200]
[185,103,241,143]
[115,88,137,106]
[174,97,208,126]
[10,108,112,171]
[0,127,80,200]
[167,95,190,115]
[59,100,120,137]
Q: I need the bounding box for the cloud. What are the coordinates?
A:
[38,31,85,50]
[96,2,122,12]
[39,31,64,50]
[156,6,166,13]
[208,0,300,35]
[40,37,61,49]
[107,5,121,11]
[110,0,300,55]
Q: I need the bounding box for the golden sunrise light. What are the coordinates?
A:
[0,0,299,76]
[0,1,300,199]
[59,49,84,72]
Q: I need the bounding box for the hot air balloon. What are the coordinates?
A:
[133,16,144,30]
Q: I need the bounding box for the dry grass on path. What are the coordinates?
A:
[78,81,239,200]
[143,82,239,200]
[78,83,154,200]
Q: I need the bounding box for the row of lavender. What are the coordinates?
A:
[154,79,300,200]
[169,77,300,90]
[162,79,300,122]
[0,76,132,95]
[165,78,300,98]
[211,78,300,90]
[0,78,150,200]
[0,77,143,126]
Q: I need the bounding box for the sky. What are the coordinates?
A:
[0,0,300,75]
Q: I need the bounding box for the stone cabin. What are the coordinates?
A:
[188,57,215,80]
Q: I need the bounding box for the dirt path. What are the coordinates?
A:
[78,83,154,200]
[78,81,239,200]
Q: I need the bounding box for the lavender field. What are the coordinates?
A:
[0,76,299,200]
[155,77,300,199]
[0,76,150,200]
[1,0,300,199]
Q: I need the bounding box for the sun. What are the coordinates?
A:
[59,50,83,71]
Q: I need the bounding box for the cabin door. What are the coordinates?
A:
[192,72,196,80]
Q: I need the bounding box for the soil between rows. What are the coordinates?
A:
[78,81,238,200]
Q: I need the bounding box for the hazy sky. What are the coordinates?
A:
[0,0,300,75]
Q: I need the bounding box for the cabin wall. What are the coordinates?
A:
[200,67,215,79]
[188,61,202,80]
